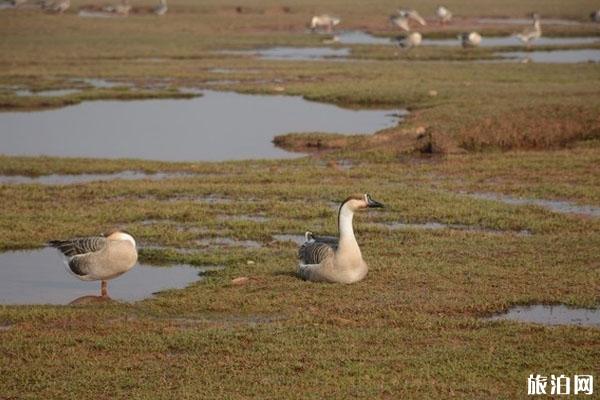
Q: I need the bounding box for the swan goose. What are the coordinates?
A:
[389,8,426,32]
[459,31,482,48]
[49,230,138,297]
[516,15,541,47]
[436,5,452,24]
[298,194,383,284]
[309,14,341,33]
[153,0,167,16]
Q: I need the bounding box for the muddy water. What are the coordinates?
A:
[488,305,600,327]
[225,47,351,61]
[335,31,599,48]
[466,192,600,217]
[0,248,206,304]
[0,171,194,185]
[498,49,600,63]
[0,90,401,161]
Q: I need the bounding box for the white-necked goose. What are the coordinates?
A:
[298,193,384,284]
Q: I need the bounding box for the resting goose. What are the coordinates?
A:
[43,0,69,13]
[298,194,383,284]
[398,31,422,48]
[310,14,341,33]
[389,8,426,31]
[516,14,541,47]
[153,0,167,15]
[459,31,482,48]
[49,230,138,297]
[103,0,130,15]
[436,5,452,24]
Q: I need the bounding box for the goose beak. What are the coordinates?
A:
[366,195,384,208]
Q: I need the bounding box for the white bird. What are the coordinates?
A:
[516,14,541,47]
[390,8,426,31]
[591,10,600,22]
[309,14,341,33]
[398,31,422,48]
[436,5,452,24]
[153,0,167,16]
[459,31,482,47]
[49,230,138,298]
[103,0,130,15]
[297,194,384,284]
[42,0,69,13]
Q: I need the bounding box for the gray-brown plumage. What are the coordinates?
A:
[298,194,383,284]
[49,230,137,297]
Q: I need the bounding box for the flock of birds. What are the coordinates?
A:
[311,5,599,49]
[3,0,167,16]
[49,193,384,297]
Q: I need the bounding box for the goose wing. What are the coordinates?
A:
[48,236,107,257]
[298,242,335,265]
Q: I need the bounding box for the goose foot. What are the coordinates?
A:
[100,280,108,297]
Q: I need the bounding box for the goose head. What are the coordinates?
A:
[341,193,384,212]
[103,229,136,248]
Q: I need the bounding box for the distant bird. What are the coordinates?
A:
[42,0,69,13]
[310,14,341,33]
[103,0,130,15]
[591,10,600,22]
[298,194,383,283]
[459,31,482,47]
[153,0,167,15]
[516,14,541,47]
[49,230,138,298]
[436,5,452,24]
[390,8,426,31]
[397,31,422,48]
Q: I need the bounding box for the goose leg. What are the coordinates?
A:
[101,280,108,297]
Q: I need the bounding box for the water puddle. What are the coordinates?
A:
[78,10,124,18]
[0,248,207,305]
[15,88,82,97]
[0,90,400,161]
[194,238,262,248]
[224,47,350,61]
[466,192,600,217]
[336,31,392,45]
[272,234,306,245]
[76,78,133,89]
[0,171,194,185]
[219,214,269,223]
[497,49,600,63]
[165,194,232,204]
[423,36,599,47]
[322,31,599,48]
[375,221,531,235]
[487,305,600,327]
[478,18,582,26]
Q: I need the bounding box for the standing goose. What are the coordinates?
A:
[153,0,167,15]
[49,230,138,297]
[298,194,384,284]
[309,14,341,33]
[516,14,541,48]
[459,31,482,48]
[389,8,426,31]
[591,10,600,22]
[436,5,452,24]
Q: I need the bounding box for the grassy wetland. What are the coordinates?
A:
[1,0,600,398]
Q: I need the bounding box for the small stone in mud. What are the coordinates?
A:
[272,86,285,92]
[246,260,255,265]
[428,90,438,97]
[231,277,251,285]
